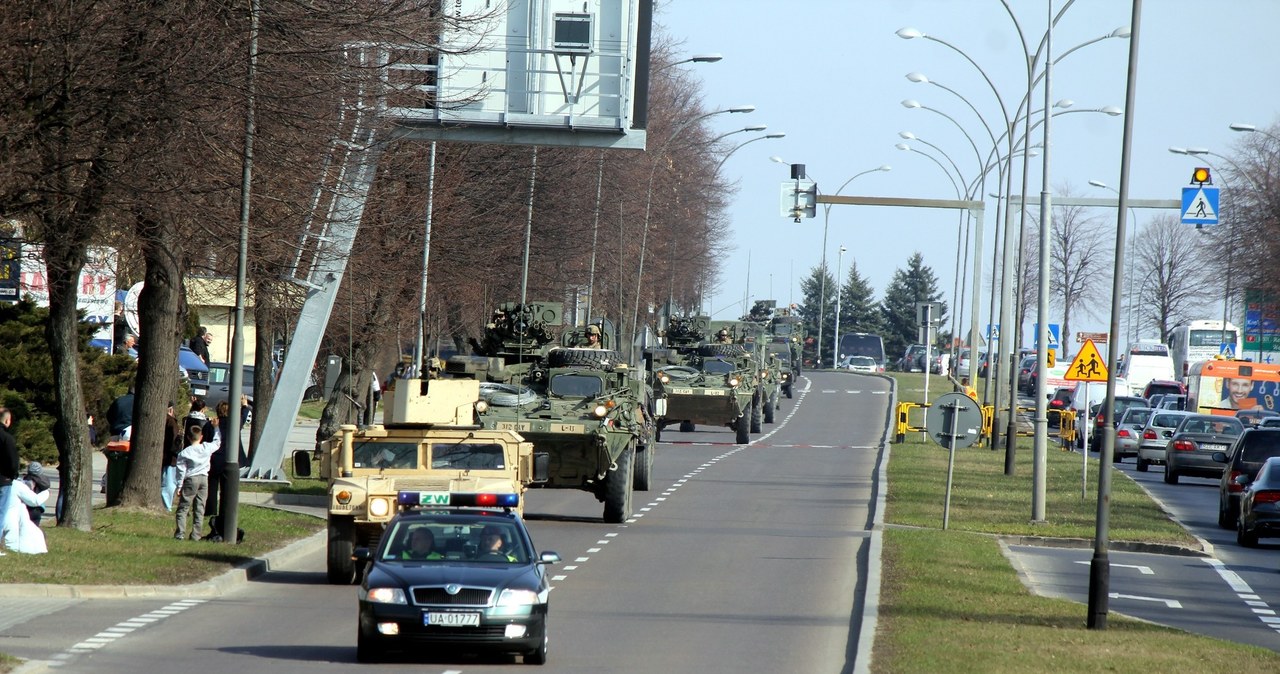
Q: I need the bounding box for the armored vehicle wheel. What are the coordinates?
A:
[735,414,750,444]
[603,442,635,523]
[679,420,695,433]
[764,392,777,424]
[699,344,746,358]
[327,517,358,585]
[547,347,621,368]
[784,383,793,399]
[633,440,654,491]
[750,392,762,433]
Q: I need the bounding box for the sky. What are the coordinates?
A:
[655,0,1279,351]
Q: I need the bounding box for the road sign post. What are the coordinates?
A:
[925,392,982,530]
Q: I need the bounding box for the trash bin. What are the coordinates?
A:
[104,440,131,506]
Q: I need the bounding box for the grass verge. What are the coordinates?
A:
[0,504,323,586]
[875,528,1280,673]
[873,371,1280,672]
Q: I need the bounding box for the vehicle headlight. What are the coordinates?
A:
[364,587,407,604]
[659,373,670,384]
[497,588,542,606]
[368,498,391,517]
[475,400,489,413]
[335,490,352,505]
[593,404,609,418]
[728,376,740,387]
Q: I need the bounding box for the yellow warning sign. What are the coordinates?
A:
[1065,339,1108,382]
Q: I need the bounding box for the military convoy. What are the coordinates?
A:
[301,376,546,584]
[454,302,654,524]
[648,315,761,444]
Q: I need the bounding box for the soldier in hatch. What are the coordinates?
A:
[715,328,733,344]
[581,324,604,349]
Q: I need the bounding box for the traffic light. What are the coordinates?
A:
[1191,167,1211,184]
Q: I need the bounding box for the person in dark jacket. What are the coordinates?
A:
[188,326,212,365]
[0,407,19,552]
[106,390,135,440]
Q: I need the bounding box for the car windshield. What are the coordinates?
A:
[701,360,735,374]
[549,373,603,398]
[1177,416,1243,436]
[849,357,875,366]
[430,442,507,470]
[381,519,528,564]
[353,441,419,469]
[1151,413,1187,429]
[1122,409,1153,426]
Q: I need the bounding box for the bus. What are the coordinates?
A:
[838,333,887,370]
[1167,320,1242,380]
[1186,359,1280,417]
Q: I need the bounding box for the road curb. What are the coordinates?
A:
[854,373,895,674]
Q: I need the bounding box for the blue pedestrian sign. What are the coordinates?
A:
[1181,186,1220,225]
[1220,342,1235,357]
[1033,323,1061,350]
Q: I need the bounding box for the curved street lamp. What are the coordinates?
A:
[1229,122,1280,145]
[631,104,755,361]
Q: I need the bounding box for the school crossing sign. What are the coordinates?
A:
[1065,339,1108,382]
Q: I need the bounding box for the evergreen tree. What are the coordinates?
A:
[879,253,948,363]
[798,264,837,366]
[837,259,883,337]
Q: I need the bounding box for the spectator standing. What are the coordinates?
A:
[161,402,182,510]
[107,389,135,441]
[189,326,212,365]
[20,462,49,525]
[0,407,19,554]
[173,422,219,541]
[115,333,138,359]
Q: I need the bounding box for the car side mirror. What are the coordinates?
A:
[1234,474,1252,486]
[532,452,550,483]
[1211,451,1228,463]
[539,551,562,565]
[353,547,373,562]
[293,450,312,478]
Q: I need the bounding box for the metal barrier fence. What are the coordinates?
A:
[893,401,1076,447]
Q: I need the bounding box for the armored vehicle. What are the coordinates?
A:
[299,377,546,584]
[714,318,781,431]
[651,317,758,444]
[461,302,653,524]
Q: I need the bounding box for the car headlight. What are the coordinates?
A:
[593,404,609,418]
[497,588,542,606]
[364,587,407,604]
[368,498,391,517]
[728,376,740,387]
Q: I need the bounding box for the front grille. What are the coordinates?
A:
[402,625,512,643]
[412,586,493,606]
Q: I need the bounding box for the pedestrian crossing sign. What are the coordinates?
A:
[1065,338,1108,382]
[1181,185,1220,225]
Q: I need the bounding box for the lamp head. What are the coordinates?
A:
[895,143,910,151]
[901,99,922,109]
[727,105,756,114]
[770,155,788,165]
[1168,146,1188,155]
[896,27,923,39]
[1088,179,1108,189]
[1109,26,1131,38]
[689,53,723,63]
[906,72,929,84]
[1100,106,1123,116]
[1053,99,1074,109]
[878,165,892,172]
[764,133,786,139]
[898,131,916,140]
[1186,147,1210,155]
[1229,123,1257,133]
[743,124,768,132]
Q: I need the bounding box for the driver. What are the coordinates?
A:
[401,527,443,561]
[476,526,517,562]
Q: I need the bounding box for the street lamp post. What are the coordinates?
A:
[833,245,847,368]
[1230,122,1280,144]
[632,104,755,362]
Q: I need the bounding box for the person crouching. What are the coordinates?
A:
[173,422,219,541]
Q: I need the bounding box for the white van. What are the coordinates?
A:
[1120,343,1176,397]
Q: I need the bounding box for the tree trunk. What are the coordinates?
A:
[44,241,93,531]
[119,218,184,509]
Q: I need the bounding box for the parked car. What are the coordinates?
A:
[178,345,210,399]
[1114,407,1154,462]
[1135,410,1194,472]
[206,361,256,421]
[1213,428,1280,529]
[1233,456,1280,547]
[1163,414,1244,484]
[929,352,951,375]
[840,355,880,374]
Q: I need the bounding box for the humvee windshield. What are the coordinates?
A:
[550,373,604,398]
[431,442,507,470]
[702,360,735,374]
[353,441,419,469]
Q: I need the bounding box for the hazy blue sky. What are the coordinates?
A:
[655,0,1277,348]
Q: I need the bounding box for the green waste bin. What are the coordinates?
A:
[104,440,131,506]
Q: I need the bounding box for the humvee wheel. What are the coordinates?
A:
[750,392,762,433]
[735,414,750,444]
[764,392,777,424]
[633,441,654,491]
[603,442,635,523]
[678,420,695,433]
[327,517,358,585]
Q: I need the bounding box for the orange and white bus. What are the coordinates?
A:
[1186,359,1280,417]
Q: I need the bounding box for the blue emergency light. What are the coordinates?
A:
[396,490,521,508]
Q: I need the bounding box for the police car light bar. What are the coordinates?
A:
[396,491,521,508]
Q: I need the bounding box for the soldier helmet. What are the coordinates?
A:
[718,329,729,336]
[586,325,601,335]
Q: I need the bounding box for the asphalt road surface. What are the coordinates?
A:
[0,371,893,673]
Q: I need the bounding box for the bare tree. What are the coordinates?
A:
[1048,198,1110,359]
[1129,214,1212,342]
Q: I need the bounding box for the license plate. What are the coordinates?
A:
[551,423,583,433]
[702,388,725,396]
[670,387,694,395]
[1201,443,1227,452]
[425,612,480,627]
[192,387,208,396]
[496,421,532,432]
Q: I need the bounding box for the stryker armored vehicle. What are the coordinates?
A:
[713,318,781,431]
[459,302,653,524]
[650,317,758,444]
[298,376,545,584]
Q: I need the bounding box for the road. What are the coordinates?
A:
[0,371,893,673]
